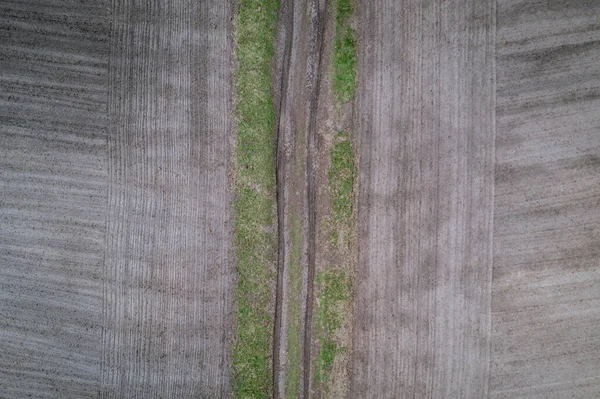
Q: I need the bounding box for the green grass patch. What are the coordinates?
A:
[233,1,279,397]
[331,0,357,105]
[313,269,352,384]
[285,214,303,399]
[328,131,356,227]
[314,131,356,389]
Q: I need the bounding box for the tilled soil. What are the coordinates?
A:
[102,1,235,396]
[0,1,110,396]
[1,0,235,397]
[350,0,496,397]
[489,1,600,397]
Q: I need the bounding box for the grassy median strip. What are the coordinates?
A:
[314,269,352,384]
[331,0,357,105]
[314,132,356,390]
[233,0,279,397]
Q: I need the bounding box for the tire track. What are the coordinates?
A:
[273,2,294,397]
[273,0,328,397]
[302,1,328,397]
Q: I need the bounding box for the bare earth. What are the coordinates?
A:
[1,0,235,397]
[1,0,600,398]
[490,1,600,397]
[0,1,109,396]
[351,0,496,397]
[102,0,235,396]
[351,0,600,398]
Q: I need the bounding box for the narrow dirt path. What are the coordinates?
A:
[351,0,496,397]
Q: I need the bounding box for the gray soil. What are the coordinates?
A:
[102,1,235,397]
[351,0,496,397]
[1,0,600,398]
[351,0,600,398]
[1,0,235,397]
[0,1,109,397]
[490,1,600,397]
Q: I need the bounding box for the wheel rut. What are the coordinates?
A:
[272,0,328,397]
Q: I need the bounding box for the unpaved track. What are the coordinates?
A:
[102,0,234,396]
[351,0,496,397]
[489,1,600,397]
[0,1,109,396]
[273,0,327,397]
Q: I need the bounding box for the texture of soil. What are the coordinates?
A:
[0,1,110,396]
[1,0,235,397]
[1,0,600,398]
[102,1,235,396]
[351,0,496,397]
[489,1,600,397]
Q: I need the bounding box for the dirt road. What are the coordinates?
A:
[273,0,327,397]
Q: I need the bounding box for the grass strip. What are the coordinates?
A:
[313,269,352,384]
[313,132,355,387]
[328,131,355,226]
[233,1,279,397]
[331,0,357,105]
